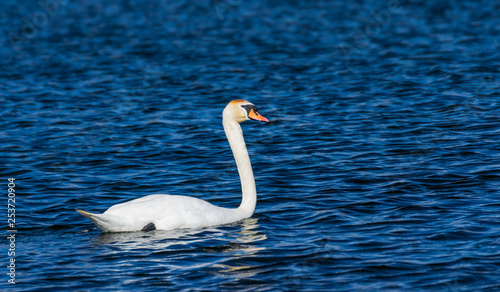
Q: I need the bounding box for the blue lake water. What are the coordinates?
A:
[1,0,500,290]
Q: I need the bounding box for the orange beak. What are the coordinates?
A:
[248,108,269,123]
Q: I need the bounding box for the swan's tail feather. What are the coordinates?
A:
[76,209,124,233]
[76,209,95,219]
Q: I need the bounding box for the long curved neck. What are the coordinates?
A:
[223,119,256,217]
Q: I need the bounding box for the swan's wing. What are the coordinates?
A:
[103,194,229,229]
[104,194,212,217]
[80,194,240,231]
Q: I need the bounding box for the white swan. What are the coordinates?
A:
[77,100,269,232]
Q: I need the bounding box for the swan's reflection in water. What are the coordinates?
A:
[94,217,265,246]
[95,227,217,248]
[91,217,267,279]
[209,218,268,285]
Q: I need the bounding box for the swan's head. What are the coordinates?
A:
[223,100,269,123]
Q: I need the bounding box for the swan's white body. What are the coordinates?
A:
[77,100,268,232]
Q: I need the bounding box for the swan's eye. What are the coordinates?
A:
[241,104,255,115]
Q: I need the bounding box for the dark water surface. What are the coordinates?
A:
[2,0,500,291]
